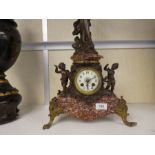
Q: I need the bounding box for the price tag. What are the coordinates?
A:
[96,103,107,110]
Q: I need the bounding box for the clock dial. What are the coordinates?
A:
[74,68,102,95]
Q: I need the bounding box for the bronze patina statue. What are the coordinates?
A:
[54,63,70,95]
[104,63,119,92]
[72,19,94,52]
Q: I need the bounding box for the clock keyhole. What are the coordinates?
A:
[80,83,84,87]
[92,83,95,88]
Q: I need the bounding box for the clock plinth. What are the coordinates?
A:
[43,95,136,129]
[71,51,103,64]
[43,19,137,129]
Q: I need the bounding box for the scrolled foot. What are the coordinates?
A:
[43,123,52,130]
[114,96,137,127]
[43,97,64,130]
[124,121,137,127]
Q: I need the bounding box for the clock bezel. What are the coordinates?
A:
[74,67,102,95]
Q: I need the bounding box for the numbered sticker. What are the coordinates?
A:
[96,103,107,110]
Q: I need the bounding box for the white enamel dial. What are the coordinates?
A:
[74,68,102,95]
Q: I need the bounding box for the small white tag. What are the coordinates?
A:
[96,103,107,110]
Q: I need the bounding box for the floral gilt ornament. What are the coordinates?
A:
[43,19,137,129]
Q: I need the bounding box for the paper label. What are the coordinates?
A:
[96,103,107,110]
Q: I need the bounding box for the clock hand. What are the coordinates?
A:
[90,76,96,80]
[86,83,89,90]
[87,76,96,83]
[85,78,90,90]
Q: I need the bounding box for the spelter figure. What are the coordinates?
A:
[54,63,70,95]
[73,19,91,42]
[72,36,82,52]
[72,19,94,51]
[103,63,119,92]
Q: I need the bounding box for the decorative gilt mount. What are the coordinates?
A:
[43,19,137,129]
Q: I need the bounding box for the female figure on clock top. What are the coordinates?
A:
[72,19,94,51]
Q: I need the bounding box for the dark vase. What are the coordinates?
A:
[0,19,22,124]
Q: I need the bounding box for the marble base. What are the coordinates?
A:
[43,95,137,129]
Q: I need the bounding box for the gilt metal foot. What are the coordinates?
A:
[114,96,137,127]
[43,97,63,129]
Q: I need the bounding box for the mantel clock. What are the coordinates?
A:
[43,19,137,129]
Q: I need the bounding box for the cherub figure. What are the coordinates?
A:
[54,63,70,95]
[103,63,119,92]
